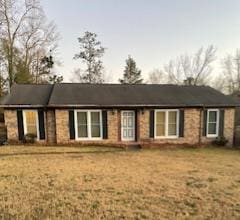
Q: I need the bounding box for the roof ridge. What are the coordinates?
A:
[11,82,209,88]
[13,83,52,86]
[46,84,55,106]
[54,83,207,87]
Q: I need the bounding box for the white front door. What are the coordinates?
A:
[121,111,135,141]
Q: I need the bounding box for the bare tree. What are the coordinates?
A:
[0,0,59,90]
[163,45,217,85]
[220,49,240,94]
[211,74,225,93]
[0,52,7,96]
[71,68,83,82]
[147,69,168,84]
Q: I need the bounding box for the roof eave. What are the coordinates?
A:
[1,104,46,108]
[47,103,238,108]
[1,103,238,109]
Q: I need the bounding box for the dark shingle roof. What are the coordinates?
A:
[48,83,237,107]
[2,84,53,107]
[1,83,238,108]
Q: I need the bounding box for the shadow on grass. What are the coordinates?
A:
[0,149,124,158]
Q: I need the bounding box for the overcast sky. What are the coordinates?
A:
[41,0,240,82]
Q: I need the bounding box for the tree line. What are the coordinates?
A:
[0,0,62,96]
[72,31,240,95]
[1,0,239,96]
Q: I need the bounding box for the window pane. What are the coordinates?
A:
[123,118,127,127]
[168,124,177,136]
[168,111,177,136]
[128,117,133,127]
[156,124,165,136]
[78,125,88,137]
[123,129,127,138]
[91,125,100,137]
[128,112,133,117]
[91,112,100,124]
[27,125,37,135]
[156,112,165,136]
[77,112,88,138]
[91,112,101,138]
[25,111,37,136]
[169,111,177,124]
[77,112,87,125]
[128,129,133,138]
[208,123,217,134]
[156,112,165,124]
[209,111,217,122]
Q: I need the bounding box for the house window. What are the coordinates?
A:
[207,109,219,137]
[155,110,179,138]
[75,110,102,140]
[23,110,39,138]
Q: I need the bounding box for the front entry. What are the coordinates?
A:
[121,111,135,141]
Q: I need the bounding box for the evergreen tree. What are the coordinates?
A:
[35,55,63,84]
[49,75,63,84]
[119,56,143,84]
[73,31,105,83]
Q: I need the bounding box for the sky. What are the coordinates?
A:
[41,0,240,82]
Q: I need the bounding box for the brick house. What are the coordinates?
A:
[1,83,237,146]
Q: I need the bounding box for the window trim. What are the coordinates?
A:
[154,109,179,139]
[22,110,39,140]
[74,110,103,140]
[206,109,219,138]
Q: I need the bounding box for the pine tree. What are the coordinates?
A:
[73,32,105,83]
[34,54,63,84]
[119,56,143,84]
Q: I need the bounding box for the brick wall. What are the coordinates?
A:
[55,110,69,143]
[46,110,56,144]
[5,109,51,144]
[107,110,119,142]
[139,108,201,145]
[5,110,18,142]
[224,108,234,146]
[200,108,235,146]
[139,110,150,141]
[55,110,119,144]
[139,108,235,146]
[4,108,235,146]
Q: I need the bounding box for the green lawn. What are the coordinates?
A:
[0,146,239,219]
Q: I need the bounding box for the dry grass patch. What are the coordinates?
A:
[0,146,239,219]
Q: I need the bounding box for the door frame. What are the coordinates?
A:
[121,110,135,141]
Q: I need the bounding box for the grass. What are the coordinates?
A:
[0,146,239,219]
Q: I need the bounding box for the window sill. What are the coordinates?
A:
[75,138,103,141]
[206,135,218,139]
[154,136,179,139]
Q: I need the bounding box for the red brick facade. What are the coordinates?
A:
[4,108,235,146]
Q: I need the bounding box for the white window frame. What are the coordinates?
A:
[23,110,39,140]
[74,110,103,140]
[206,109,219,138]
[154,109,179,139]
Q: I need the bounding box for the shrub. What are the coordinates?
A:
[24,133,37,144]
[212,136,228,146]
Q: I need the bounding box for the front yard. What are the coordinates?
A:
[0,146,239,219]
